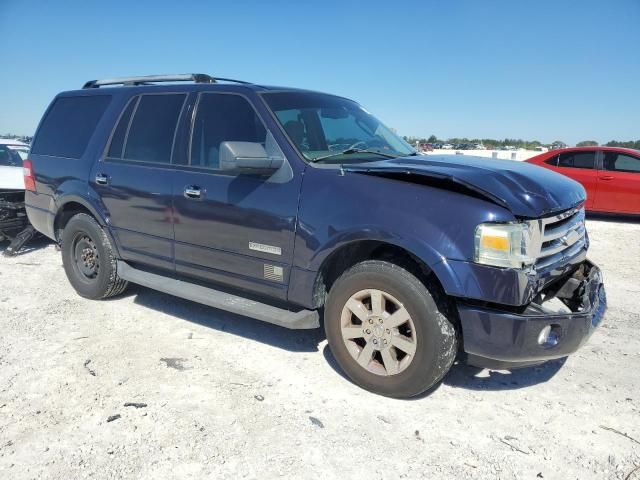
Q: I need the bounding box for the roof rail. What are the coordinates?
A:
[82,74,252,89]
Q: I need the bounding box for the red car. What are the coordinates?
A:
[526,147,640,215]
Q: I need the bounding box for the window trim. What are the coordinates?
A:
[185,91,271,173]
[103,92,188,166]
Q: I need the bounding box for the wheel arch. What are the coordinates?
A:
[311,239,456,318]
[53,196,121,257]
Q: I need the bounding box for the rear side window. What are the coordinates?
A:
[544,155,558,166]
[109,94,186,164]
[557,151,595,169]
[603,152,640,173]
[107,98,137,158]
[31,95,111,159]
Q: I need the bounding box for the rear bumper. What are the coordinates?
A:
[458,260,606,369]
[25,203,55,240]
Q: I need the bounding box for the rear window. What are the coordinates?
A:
[31,95,111,159]
[0,146,23,166]
[121,94,186,164]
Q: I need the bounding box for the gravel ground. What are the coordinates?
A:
[1,218,639,480]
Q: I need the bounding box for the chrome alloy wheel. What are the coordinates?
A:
[340,289,418,376]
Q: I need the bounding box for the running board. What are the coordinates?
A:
[117,261,319,329]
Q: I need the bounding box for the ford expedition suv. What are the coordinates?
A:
[25,74,606,398]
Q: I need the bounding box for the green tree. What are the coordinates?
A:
[606,140,640,149]
[427,135,438,143]
[576,140,598,147]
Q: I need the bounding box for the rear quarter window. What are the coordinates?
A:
[31,95,111,159]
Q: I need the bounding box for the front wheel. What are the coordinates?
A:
[324,260,457,398]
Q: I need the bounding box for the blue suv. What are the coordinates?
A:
[24,74,606,397]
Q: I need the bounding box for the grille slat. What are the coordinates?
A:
[535,207,586,269]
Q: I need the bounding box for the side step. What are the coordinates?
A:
[117,261,320,329]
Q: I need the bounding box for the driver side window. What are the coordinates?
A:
[190,93,267,169]
[603,152,640,173]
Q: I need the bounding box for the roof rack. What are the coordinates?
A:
[82,74,252,89]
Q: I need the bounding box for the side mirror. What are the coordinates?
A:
[219,142,284,172]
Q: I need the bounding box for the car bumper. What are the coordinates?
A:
[458,260,606,369]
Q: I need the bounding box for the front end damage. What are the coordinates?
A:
[0,190,36,256]
[458,260,606,369]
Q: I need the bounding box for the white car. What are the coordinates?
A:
[0,139,28,190]
[442,143,453,149]
[1,138,35,254]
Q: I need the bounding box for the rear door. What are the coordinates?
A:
[549,150,599,210]
[91,92,188,271]
[594,151,640,214]
[171,92,302,300]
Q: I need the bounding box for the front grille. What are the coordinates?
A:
[535,207,586,270]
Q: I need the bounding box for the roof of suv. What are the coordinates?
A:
[69,73,333,98]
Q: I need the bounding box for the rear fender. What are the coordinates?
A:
[54,190,121,257]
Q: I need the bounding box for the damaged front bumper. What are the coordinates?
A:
[0,190,36,256]
[458,260,606,369]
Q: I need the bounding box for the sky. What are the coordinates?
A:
[1,0,638,145]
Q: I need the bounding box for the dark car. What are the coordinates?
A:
[527,147,640,215]
[24,74,606,398]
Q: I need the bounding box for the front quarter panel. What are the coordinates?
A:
[293,166,514,292]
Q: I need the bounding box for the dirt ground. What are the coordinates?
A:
[1,218,639,480]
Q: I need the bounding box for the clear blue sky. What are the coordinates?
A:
[1,0,638,145]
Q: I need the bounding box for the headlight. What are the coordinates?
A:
[474,222,536,269]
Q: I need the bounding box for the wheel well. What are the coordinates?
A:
[312,241,447,309]
[53,202,95,241]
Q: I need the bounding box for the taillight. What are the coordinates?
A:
[23,159,36,192]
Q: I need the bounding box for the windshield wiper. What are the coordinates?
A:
[310,148,399,163]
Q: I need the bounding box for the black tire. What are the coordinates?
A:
[60,213,128,299]
[324,260,457,398]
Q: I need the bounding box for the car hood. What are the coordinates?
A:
[344,155,586,218]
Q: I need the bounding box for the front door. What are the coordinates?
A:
[171,92,302,300]
[554,150,599,210]
[594,151,640,214]
[91,93,187,271]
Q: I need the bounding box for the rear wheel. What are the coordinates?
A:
[324,260,457,398]
[61,213,128,299]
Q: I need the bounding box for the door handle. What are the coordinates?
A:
[95,173,110,185]
[184,186,202,199]
[599,175,614,181]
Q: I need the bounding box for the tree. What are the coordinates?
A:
[606,140,640,149]
[427,135,438,143]
[576,140,598,147]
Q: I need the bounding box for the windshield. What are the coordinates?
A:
[262,92,415,163]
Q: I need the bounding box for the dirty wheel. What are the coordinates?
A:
[61,213,128,299]
[325,260,457,398]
